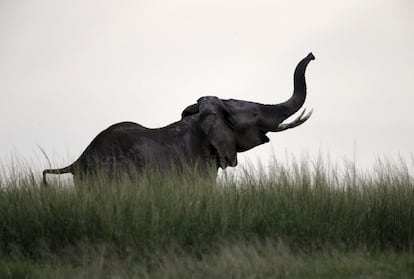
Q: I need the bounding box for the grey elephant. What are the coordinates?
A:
[43,53,315,185]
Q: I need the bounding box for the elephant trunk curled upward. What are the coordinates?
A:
[43,53,315,185]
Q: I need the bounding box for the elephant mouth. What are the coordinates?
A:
[260,131,270,143]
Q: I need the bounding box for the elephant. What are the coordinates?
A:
[42,53,315,185]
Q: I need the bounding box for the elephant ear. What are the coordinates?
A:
[197,96,237,169]
[181,103,199,118]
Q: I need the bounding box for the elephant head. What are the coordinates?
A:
[182,53,315,169]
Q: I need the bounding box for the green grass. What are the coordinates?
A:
[2,240,414,279]
[0,156,413,278]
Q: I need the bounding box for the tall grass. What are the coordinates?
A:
[0,155,413,262]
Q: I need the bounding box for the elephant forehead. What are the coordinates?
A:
[224,99,261,109]
[223,99,261,118]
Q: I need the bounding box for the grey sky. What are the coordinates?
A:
[1,0,413,173]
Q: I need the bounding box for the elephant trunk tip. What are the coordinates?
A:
[306,52,315,61]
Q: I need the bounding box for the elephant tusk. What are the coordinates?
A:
[272,108,313,132]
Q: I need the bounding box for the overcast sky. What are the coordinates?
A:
[0,0,413,175]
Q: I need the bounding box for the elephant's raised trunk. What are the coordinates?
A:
[257,53,315,131]
[276,52,315,121]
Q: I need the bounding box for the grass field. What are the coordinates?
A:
[0,156,413,278]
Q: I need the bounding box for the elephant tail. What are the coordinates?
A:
[42,165,73,186]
